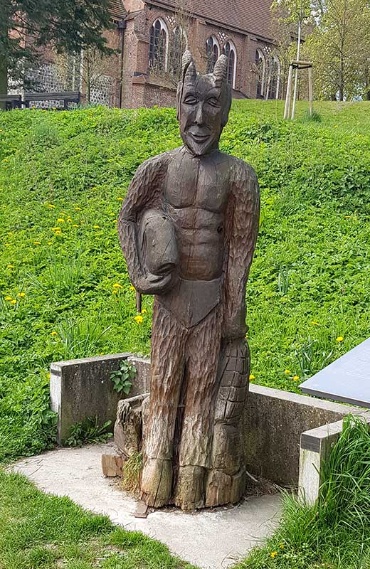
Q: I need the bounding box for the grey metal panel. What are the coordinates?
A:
[300,338,370,408]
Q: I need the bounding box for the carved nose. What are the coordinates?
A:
[195,103,204,124]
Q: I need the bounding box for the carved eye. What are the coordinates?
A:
[183,94,197,105]
[207,97,220,108]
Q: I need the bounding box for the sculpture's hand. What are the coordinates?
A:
[136,271,176,295]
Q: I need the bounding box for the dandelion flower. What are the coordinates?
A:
[293,375,300,381]
[33,241,41,245]
[336,336,344,343]
[284,369,291,375]
[129,285,136,291]
[270,551,278,559]
[113,283,123,289]
[51,227,61,231]
[141,308,147,314]
[51,331,58,336]
[75,206,82,211]
[17,292,25,298]
[93,225,100,229]
[311,321,319,326]
[249,374,255,381]
[4,296,12,301]
[57,218,65,223]
[72,224,78,228]
[10,299,17,305]
[134,314,143,324]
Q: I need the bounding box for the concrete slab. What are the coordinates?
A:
[11,443,282,569]
[300,338,370,407]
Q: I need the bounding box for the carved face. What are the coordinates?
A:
[179,74,226,156]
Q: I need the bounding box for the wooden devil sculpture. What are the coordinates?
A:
[118,51,260,510]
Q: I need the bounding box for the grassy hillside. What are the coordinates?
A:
[0,100,369,461]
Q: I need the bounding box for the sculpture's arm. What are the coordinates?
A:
[118,154,173,294]
[222,160,260,340]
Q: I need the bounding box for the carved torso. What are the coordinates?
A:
[164,147,231,281]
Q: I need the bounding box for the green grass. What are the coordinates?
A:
[235,415,370,569]
[0,469,197,569]
[0,100,369,461]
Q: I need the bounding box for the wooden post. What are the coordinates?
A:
[284,64,293,120]
[308,67,313,117]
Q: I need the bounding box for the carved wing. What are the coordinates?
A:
[118,153,169,289]
[222,159,260,340]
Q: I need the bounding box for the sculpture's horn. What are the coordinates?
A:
[182,50,196,82]
[213,54,228,87]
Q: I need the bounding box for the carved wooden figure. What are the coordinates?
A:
[118,51,260,510]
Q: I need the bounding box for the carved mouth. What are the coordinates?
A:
[190,132,210,143]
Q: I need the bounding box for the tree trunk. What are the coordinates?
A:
[0,57,8,110]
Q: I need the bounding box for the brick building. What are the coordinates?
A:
[121,0,281,108]
[22,0,281,108]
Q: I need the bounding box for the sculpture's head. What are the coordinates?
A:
[176,51,231,156]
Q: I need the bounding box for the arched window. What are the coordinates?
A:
[170,27,187,79]
[266,55,280,99]
[223,41,236,87]
[255,49,266,98]
[206,36,220,73]
[149,19,168,71]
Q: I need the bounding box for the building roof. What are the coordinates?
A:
[110,0,126,20]
[145,0,273,41]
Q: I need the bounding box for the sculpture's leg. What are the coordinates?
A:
[205,339,250,507]
[141,300,186,508]
[174,307,223,510]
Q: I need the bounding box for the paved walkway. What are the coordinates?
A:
[12,443,282,569]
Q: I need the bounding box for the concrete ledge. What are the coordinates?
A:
[244,384,362,486]
[299,412,370,504]
[50,353,150,444]
[50,353,362,487]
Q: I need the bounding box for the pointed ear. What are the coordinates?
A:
[182,50,197,83]
[213,54,228,87]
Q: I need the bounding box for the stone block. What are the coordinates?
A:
[244,384,362,487]
[50,353,150,444]
[299,412,370,504]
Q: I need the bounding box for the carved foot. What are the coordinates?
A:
[205,468,246,507]
[140,458,173,508]
[174,465,206,510]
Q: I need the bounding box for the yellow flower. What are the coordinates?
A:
[54,230,62,236]
[51,227,61,231]
[7,264,14,269]
[134,314,143,324]
[75,206,81,211]
[113,283,123,289]
[4,296,12,301]
[311,321,319,326]
[33,241,41,245]
[129,285,136,291]
[293,375,300,381]
[93,225,100,229]
[141,308,147,314]
[51,331,58,336]
[57,218,65,223]
[117,196,123,200]
[249,374,255,381]
[336,336,344,343]
[46,203,56,209]
[17,292,25,298]
[10,299,17,305]
[270,551,278,559]
[72,224,79,228]
[284,369,291,375]
[279,543,285,549]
